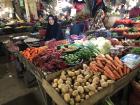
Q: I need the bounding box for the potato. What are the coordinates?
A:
[75,70,80,75]
[58,79,63,84]
[87,84,96,91]
[74,82,80,86]
[84,86,89,92]
[89,91,95,96]
[69,88,73,95]
[72,90,78,96]
[61,85,69,93]
[81,94,85,99]
[100,79,106,84]
[71,69,75,72]
[61,71,66,75]
[55,88,60,92]
[81,82,85,86]
[77,78,83,83]
[85,95,90,99]
[83,64,88,70]
[74,86,78,90]
[82,79,86,83]
[64,93,70,102]
[58,84,63,89]
[52,83,58,88]
[71,85,74,88]
[83,71,90,76]
[81,70,85,74]
[85,75,91,80]
[68,71,75,77]
[66,84,71,89]
[101,75,108,80]
[101,82,108,88]
[77,74,84,79]
[86,82,90,86]
[66,80,71,85]
[67,77,72,82]
[75,95,81,102]
[92,77,100,84]
[54,79,59,83]
[69,98,75,105]
[60,74,67,80]
[72,76,76,80]
[88,78,92,83]
[107,80,115,84]
[77,86,84,94]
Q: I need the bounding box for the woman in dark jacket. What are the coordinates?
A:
[45,15,64,41]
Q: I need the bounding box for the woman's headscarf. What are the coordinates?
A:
[45,15,63,41]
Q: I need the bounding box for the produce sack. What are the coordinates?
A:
[121,54,140,69]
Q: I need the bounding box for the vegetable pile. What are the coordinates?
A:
[74,37,112,54]
[62,54,81,65]
[32,49,67,72]
[51,67,114,105]
[22,47,46,61]
[57,45,79,53]
[89,54,131,80]
[115,19,133,24]
[47,40,68,49]
[75,45,100,60]
[62,45,100,65]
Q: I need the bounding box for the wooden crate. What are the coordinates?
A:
[42,69,139,105]
[16,52,43,81]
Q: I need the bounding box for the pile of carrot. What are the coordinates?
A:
[89,54,131,80]
[22,47,45,61]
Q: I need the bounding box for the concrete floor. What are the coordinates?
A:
[0,55,44,105]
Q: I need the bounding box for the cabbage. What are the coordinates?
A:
[89,37,112,54]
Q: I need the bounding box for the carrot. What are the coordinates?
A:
[117,67,123,77]
[96,66,104,72]
[90,64,98,72]
[106,60,117,70]
[126,67,130,74]
[113,60,123,69]
[123,65,127,75]
[113,70,121,79]
[114,56,123,65]
[105,59,112,64]
[96,60,104,68]
[106,63,113,71]
[105,54,113,61]
[104,71,114,80]
[104,66,116,80]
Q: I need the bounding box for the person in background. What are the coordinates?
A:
[92,0,107,18]
[119,4,126,18]
[45,15,64,41]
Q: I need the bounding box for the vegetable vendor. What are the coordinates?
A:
[45,15,64,41]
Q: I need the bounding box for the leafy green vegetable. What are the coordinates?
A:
[131,48,140,55]
[129,28,138,32]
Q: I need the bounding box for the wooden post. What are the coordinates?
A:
[24,0,30,22]
[24,0,38,22]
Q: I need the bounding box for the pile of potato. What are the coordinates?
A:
[51,65,115,105]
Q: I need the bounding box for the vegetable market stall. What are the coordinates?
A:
[15,45,140,105]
